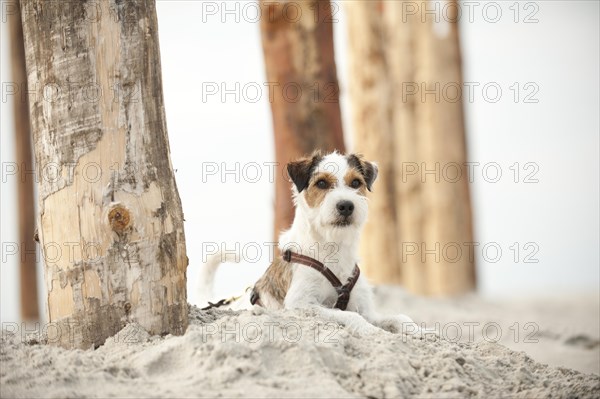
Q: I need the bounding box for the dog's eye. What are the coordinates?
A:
[350,179,362,189]
[316,179,329,189]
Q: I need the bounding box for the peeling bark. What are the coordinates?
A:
[20,0,188,348]
[259,0,346,239]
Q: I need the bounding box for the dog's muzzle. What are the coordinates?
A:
[334,200,354,226]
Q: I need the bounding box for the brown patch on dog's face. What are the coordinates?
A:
[344,169,368,196]
[304,172,337,208]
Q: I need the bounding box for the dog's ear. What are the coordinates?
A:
[362,161,378,191]
[287,152,322,193]
[347,153,379,191]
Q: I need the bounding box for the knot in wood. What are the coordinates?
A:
[108,206,131,232]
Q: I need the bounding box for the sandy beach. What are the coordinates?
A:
[1,287,598,398]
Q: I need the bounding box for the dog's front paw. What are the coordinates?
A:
[349,323,382,337]
[355,326,382,337]
[397,314,422,336]
[375,314,422,335]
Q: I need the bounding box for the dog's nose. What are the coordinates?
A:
[336,201,354,217]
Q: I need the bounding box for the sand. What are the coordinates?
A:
[1,288,599,398]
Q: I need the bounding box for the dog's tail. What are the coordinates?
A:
[197,251,245,308]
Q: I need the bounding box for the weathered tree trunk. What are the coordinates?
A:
[408,0,475,295]
[384,1,427,294]
[345,1,401,284]
[8,0,39,321]
[259,0,346,239]
[20,0,188,348]
[346,0,476,295]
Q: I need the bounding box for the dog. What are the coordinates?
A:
[199,151,417,335]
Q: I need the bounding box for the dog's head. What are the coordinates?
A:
[287,151,378,233]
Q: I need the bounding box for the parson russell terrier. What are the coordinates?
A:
[199,151,418,335]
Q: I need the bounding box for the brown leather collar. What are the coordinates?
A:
[283,249,360,311]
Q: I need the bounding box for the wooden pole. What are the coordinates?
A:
[345,1,401,284]
[345,0,475,294]
[7,0,39,321]
[384,1,427,293]
[259,0,346,239]
[418,0,475,295]
[386,0,476,295]
[20,0,189,348]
